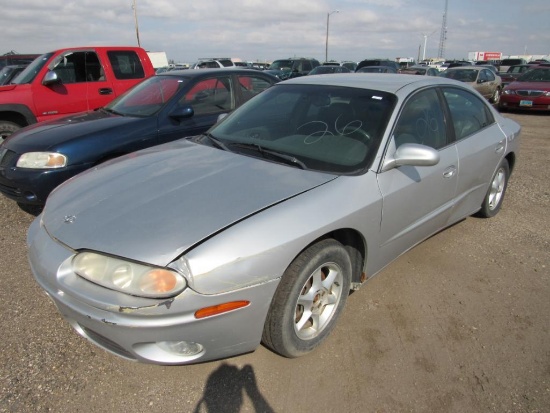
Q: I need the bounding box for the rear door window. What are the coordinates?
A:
[442,87,494,140]
[107,51,146,80]
[180,77,234,115]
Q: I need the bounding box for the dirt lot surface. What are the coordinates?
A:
[0,112,548,413]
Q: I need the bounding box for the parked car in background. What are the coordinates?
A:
[190,58,235,69]
[438,61,452,71]
[0,65,27,85]
[234,61,252,68]
[27,73,520,365]
[356,66,398,74]
[475,64,499,75]
[341,61,358,71]
[0,53,39,69]
[475,60,502,70]
[0,46,156,142]
[499,58,527,73]
[399,65,440,76]
[308,66,350,75]
[0,69,279,208]
[439,66,502,104]
[447,61,473,69]
[251,62,270,70]
[264,58,320,80]
[356,59,399,72]
[499,66,550,112]
[499,64,533,87]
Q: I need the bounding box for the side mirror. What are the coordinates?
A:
[382,143,440,172]
[169,105,194,121]
[42,71,61,86]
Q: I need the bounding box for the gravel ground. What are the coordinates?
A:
[0,112,548,413]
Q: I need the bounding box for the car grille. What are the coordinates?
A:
[0,149,17,167]
[80,325,136,360]
[516,90,545,97]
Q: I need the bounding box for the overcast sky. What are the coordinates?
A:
[2,0,549,64]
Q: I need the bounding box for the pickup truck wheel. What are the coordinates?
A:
[0,121,21,144]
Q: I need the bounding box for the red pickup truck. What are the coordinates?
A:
[0,46,155,142]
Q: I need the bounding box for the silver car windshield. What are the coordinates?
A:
[210,84,396,174]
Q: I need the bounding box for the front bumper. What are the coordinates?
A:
[499,95,550,111]
[0,163,90,205]
[27,218,280,365]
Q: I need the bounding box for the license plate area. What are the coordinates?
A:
[520,100,533,107]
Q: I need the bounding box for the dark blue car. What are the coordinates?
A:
[0,68,278,210]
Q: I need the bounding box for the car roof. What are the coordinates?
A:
[156,68,276,79]
[280,73,463,94]
[444,65,481,70]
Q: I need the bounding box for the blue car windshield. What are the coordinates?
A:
[106,76,186,117]
[12,53,54,84]
[210,84,397,174]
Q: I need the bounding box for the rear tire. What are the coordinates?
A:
[477,159,509,218]
[490,87,501,105]
[262,239,352,358]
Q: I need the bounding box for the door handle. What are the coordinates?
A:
[98,88,113,95]
[443,166,456,178]
[495,139,505,154]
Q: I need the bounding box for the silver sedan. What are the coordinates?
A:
[28,74,521,365]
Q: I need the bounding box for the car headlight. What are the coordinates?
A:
[17,152,67,168]
[503,89,516,95]
[72,252,187,298]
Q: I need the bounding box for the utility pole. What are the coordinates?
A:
[133,0,141,47]
[325,10,339,62]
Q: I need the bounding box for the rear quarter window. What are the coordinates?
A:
[107,51,145,80]
[442,87,495,140]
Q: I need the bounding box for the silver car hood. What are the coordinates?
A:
[42,140,336,266]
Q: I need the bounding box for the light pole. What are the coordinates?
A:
[325,10,339,62]
[420,30,436,61]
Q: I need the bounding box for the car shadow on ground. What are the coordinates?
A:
[17,202,43,216]
[193,363,274,413]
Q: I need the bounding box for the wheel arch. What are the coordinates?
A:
[0,104,37,128]
[299,228,367,291]
[505,151,516,174]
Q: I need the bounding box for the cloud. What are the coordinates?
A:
[1,0,548,64]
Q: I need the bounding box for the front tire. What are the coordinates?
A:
[262,239,352,358]
[0,121,21,144]
[477,159,509,218]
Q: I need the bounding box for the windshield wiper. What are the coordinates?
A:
[200,133,230,151]
[101,107,124,116]
[230,142,306,169]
